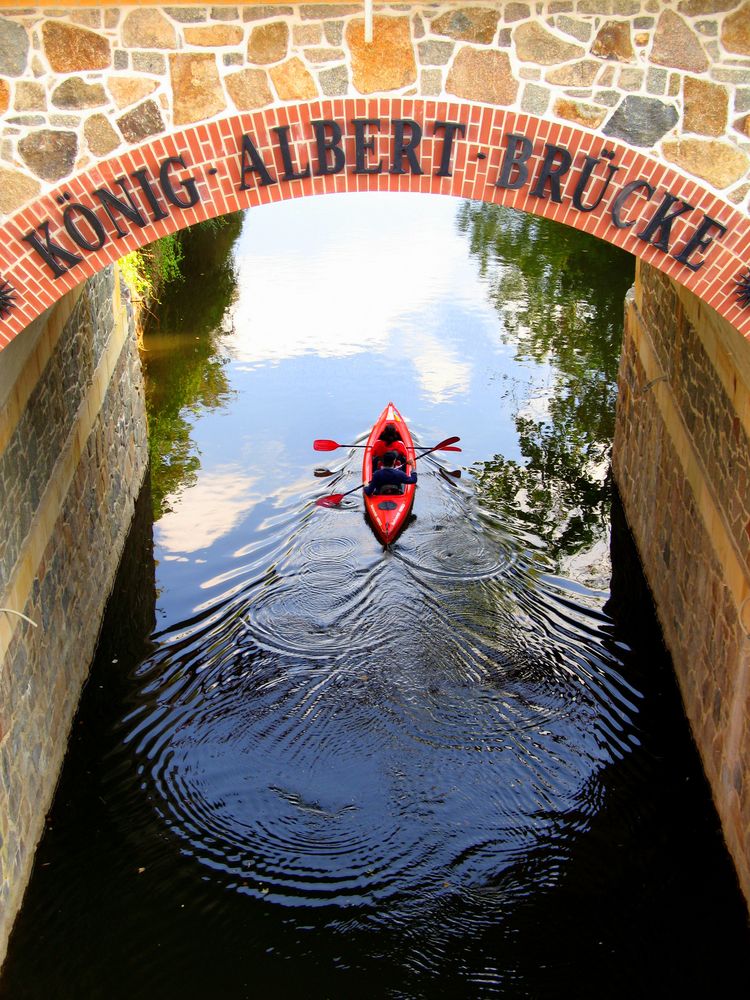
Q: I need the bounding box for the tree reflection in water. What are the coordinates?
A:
[141,215,243,519]
[457,201,635,571]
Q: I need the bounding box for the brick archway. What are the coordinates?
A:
[1,97,749,348]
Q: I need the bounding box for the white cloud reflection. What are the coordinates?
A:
[156,466,258,554]
[228,194,482,402]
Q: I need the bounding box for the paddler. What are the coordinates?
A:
[371,424,408,469]
[364,451,417,496]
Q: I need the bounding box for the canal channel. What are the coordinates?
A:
[2,194,749,997]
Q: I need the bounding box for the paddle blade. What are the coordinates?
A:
[315,494,347,507]
[313,439,340,451]
[439,446,461,453]
[434,435,460,449]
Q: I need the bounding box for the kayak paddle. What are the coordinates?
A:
[315,437,461,507]
[314,435,460,453]
[315,482,366,507]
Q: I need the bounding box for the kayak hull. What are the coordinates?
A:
[363,402,416,545]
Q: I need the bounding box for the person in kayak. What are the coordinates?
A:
[364,451,417,496]
[371,424,408,469]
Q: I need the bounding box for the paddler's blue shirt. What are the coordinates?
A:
[364,467,417,496]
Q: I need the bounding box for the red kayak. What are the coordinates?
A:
[363,402,417,545]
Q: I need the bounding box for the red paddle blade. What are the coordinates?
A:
[315,494,346,507]
[439,446,461,453]
[313,439,340,451]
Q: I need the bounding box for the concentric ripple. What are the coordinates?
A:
[110,461,649,920]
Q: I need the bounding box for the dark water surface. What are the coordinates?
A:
[3,196,749,998]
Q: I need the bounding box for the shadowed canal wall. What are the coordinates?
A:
[613,258,750,909]
[0,265,148,964]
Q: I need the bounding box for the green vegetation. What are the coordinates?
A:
[137,213,244,519]
[457,201,635,563]
[144,213,243,335]
[120,232,184,304]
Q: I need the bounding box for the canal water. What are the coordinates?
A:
[3,195,749,998]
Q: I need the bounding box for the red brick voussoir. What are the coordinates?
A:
[1,98,749,350]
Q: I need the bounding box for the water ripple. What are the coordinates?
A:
[113,457,648,922]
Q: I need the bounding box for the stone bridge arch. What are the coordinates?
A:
[3,3,750,950]
[1,1,750,347]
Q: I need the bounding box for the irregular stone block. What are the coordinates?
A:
[545,60,599,86]
[304,48,344,64]
[225,68,274,109]
[651,11,708,73]
[0,19,29,77]
[14,82,46,112]
[522,82,550,114]
[184,25,244,47]
[133,52,166,75]
[420,68,442,97]
[419,40,455,65]
[170,53,226,124]
[244,6,293,21]
[712,68,750,84]
[514,22,584,64]
[324,21,344,46]
[695,20,717,36]
[211,6,239,20]
[107,77,158,111]
[555,16,591,43]
[662,138,749,188]
[52,78,107,110]
[603,95,679,146]
[293,24,323,45]
[248,22,289,65]
[554,98,607,128]
[430,8,500,44]
[347,16,416,94]
[300,5,359,19]
[722,3,750,55]
[504,4,531,23]
[42,21,110,73]
[684,77,728,137]
[592,20,634,61]
[0,167,40,216]
[270,58,317,100]
[646,67,667,95]
[319,64,349,96]
[679,0,736,14]
[0,79,9,114]
[84,113,120,157]
[727,180,750,204]
[166,7,208,22]
[18,129,77,182]
[117,100,165,144]
[122,10,177,50]
[446,48,517,105]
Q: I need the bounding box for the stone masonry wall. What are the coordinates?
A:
[2,1,750,216]
[613,258,750,908]
[0,266,149,965]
